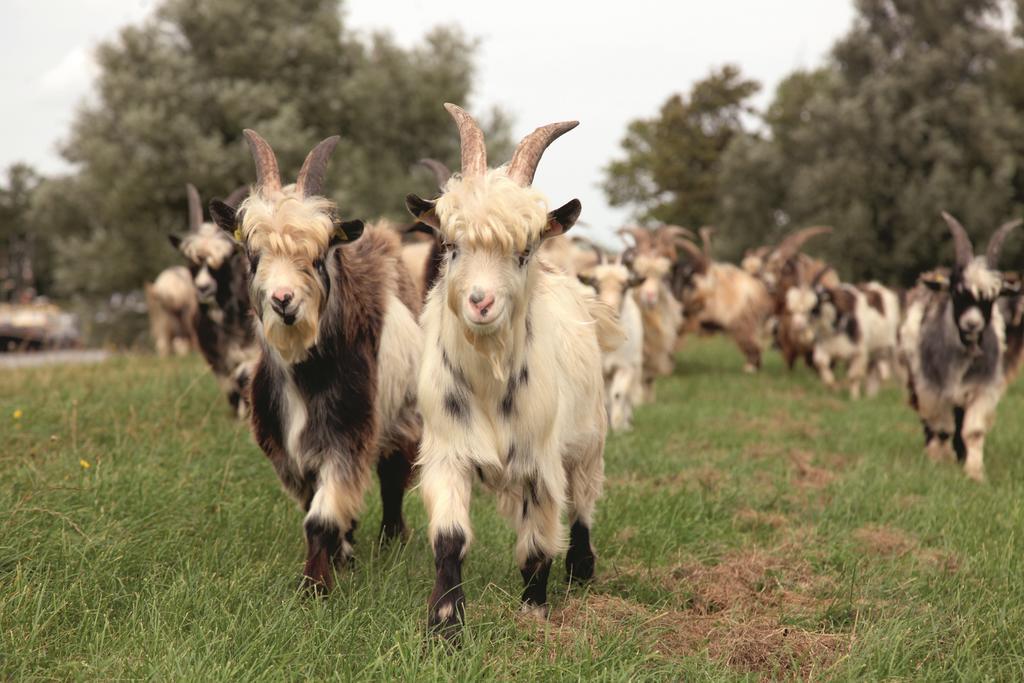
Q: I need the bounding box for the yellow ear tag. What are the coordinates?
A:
[233,227,242,242]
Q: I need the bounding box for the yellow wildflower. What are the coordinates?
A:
[79,459,91,469]
[12,409,22,420]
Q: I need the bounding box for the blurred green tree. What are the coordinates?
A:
[38,0,508,296]
[717,0,1024,283]
[0,164,44,300]
[602,65,760,227]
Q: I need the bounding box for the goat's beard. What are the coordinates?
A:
[261,305,320,365]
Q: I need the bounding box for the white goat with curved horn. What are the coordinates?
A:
[406,104,623,637]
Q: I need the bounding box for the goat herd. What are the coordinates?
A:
[143,104,1023,637]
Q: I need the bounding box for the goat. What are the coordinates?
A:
[673,238,774,372]
[169,184,258,417]
[618,226,684,400]
[786,275,901,398]
[145,265,197,357]
[401,159,452,303]
[899,212,1020,481]
[745,227,840,370]
[209,131,422,591]
[578,249,645,431]
[405,104,623,636]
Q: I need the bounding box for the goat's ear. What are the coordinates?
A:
[1001,278,1021,297]
[577,273,597,289]
[626,273,645,290]
[209,199,237,234]
[405,194,440,229]
[168,234,183,250]
[405,222,437,238]
[541,199,582,242]
[330,219,365,247]
[920,272,950,291]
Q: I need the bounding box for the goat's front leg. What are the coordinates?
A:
[847,351,869,400]
[961,391,1001,482]
[302,461,368,594]
[376,436,415,543]
[514,479,563,620]
[811,350,835,387]
[421,456,473,638]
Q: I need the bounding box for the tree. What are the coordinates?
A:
[718,0,1024,283]
[0,164,42,300]
[39,0,508,297]
[602,65,760,227]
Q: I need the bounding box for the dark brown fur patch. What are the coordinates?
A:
[857,285,885,316]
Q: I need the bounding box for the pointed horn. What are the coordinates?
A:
[417,158,452,190]
[185,183,203,231]
[223,185,249,209]
[617,226,652,251]
[295,135,340,198]
[572,236,606,265]
[774,225,832,261]
[443,103,487,178]
[676,238,709,271]
[242,129,281,194]
[810,265,833,288]
[507,120,579,187]
[986,218,1022,268]
[941,212,975,267]
[699,226,715,258]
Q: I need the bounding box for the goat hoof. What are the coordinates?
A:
[519,601,550,621]
[964,466,987,483]
[428,602,465,643]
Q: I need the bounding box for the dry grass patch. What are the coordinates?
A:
[789,449,838,490]
[550,540,850,678]
[853,524,959,573]
[734,508,789,531]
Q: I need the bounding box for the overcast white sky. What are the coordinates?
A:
[1,0,855,232]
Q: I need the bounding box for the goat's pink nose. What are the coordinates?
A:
[271,288,294,306]
[468,289,495,315]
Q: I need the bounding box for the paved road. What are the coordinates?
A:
[0,350,111,369]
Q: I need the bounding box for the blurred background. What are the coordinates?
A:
[2,0,1024,347]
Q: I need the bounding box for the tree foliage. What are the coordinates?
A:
[610,0,1024,285]
[34,0,507,296]
[602,65,760,227]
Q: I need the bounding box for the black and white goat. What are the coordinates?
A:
[169,184,257,416]
[785,275,901,398]
[899,212,1020,481]
[209,131,422,591]
[406,104,623,635]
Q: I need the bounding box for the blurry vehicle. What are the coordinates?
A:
[0,301,81,351]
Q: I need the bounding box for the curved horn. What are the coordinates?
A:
[699,226,715,258]
[242,129,281,194]
[941,212,974,268]
[617,226,652,252]
[507,120,579,187]
[185,183,203,231]
[986,218,1022,268]
[774,225,832,261]
[810,265,833,288]
[223,185,249,209]
[568,234,607,265]
[295,135,340,198]
[443,103,487,178]
[417,158,452,190]
[676,238,709,271]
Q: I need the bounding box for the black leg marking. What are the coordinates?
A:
[922,421,935,446]
[520,554,553,611]
[302,518,343,595]
[428,530,466,639]
[565,521,596,583]
[377,448,412,543]
[953,406,967,463]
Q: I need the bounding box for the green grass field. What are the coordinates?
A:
[3,337,1024,680]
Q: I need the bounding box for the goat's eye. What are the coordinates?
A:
[448,244,458,260]
[518,249,531,268]
[248,252,260,272]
